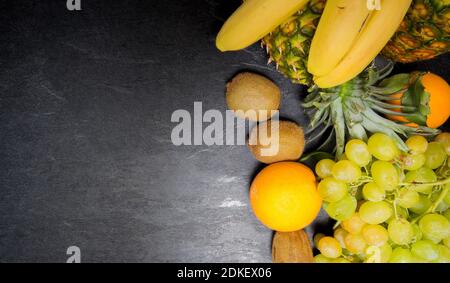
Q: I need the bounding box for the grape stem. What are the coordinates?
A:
[393,200,399,220]
[426,186,449,214]
[399,176,450,187]
[333,221,341,230]
[411,184,449,224]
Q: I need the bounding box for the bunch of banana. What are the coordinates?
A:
[309,0,412,88]
[216,0,310,51]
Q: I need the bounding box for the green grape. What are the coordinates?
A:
[315,159,336,179]
[387,206,409,224]
[359,201,393,224]
[419,214,450,242]
[324,195,357,221]
[444,236,450,248]
[388,247,417,263]
[445,185,450,206]
[367,133,400,161]
[361,224,389,247]
[363,245,379,263]
[432,245,450,263]
[362,182,385,202]
[342,213,367,234]
[411,240,440,261]
[332,257,351,263]
[333,228,348,248]
[435,132,450,156]
[314,254,332,263]
[424,142,447,169]
[344,233,367,255]
[388,218,414,245]
[412,223,423,242]
[406,135,428,154]
[397,189,420,208]
[345,139,372,167]
[332,160,362,184]
[404,167,437,194]
[430,190,449,213]
[445,209,450,221]
[313,233,325,247]
[318,177,348,202]
[423,234,441,244]
[379,243,392,263]
[318,237,342,259]
[436,202,449,213]
[371,161,399,190]
[409,194,432,215]
[354,186,364,201]
[403,153,426,171]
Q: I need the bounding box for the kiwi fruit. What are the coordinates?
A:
[248,120,305,164]
[226,72,281,121]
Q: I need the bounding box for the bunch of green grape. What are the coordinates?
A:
[313,132,450,263]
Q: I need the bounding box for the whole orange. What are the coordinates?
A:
[388,73,450,128]
[249,162,322,232]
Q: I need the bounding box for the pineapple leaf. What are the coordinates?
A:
[347,123,367,142]
[309,107,327,128]
[300,151,335,163]
[330,98,346,158]
[375,73,411,94]
[400,75,430,126]
[376,60,395,81]
[317,128,335,152]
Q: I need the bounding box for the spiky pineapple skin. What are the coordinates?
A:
[382,0,450,63]
[262,0,326,86]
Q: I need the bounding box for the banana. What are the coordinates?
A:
[308,0,371,77]
[216,0,310,52]
[314,0,412,88]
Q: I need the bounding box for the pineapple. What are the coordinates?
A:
[303,62,440,157]
[382,0,450,63]
[264,0,449,85]
[262,0,326,86]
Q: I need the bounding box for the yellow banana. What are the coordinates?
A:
[314,0,412,88]
[308,0,371,77]
[216,0,309,52]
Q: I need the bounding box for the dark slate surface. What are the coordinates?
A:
[0,0,448,262]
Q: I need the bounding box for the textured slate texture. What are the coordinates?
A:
[0,0,448,262]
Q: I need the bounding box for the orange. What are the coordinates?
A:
[249,162,322,232]
[388,73,450,128]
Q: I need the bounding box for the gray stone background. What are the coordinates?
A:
[0,0,448,262]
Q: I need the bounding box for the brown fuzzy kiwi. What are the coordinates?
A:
[248,120,305,164]
[226,72,281,121]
